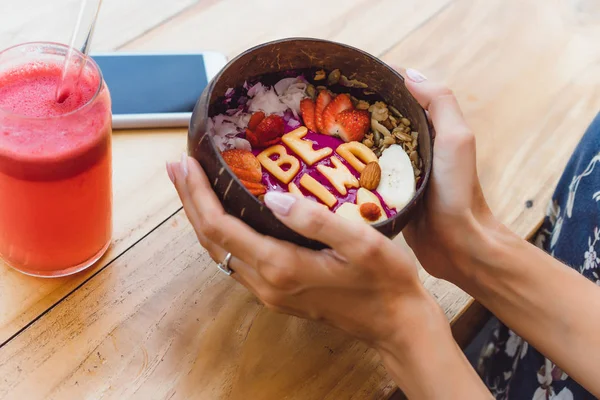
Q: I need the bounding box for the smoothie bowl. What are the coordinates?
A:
[188,38,432,249]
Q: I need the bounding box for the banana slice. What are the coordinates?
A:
[376,144,415,210]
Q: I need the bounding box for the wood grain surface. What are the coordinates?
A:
[1,0,599,398]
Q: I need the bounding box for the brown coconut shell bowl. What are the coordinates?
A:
[188,38,433,250]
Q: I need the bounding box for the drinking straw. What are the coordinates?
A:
[55,0,103,103]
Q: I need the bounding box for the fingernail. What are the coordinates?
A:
[166,162,175,184]
[180,152,189,178]
[406,68,427,83]
[264,191,297,216]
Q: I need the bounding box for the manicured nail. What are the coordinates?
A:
[406,68,427,83]
[264,192,297,216]
[166,162,175,184]
[180,152,189,178]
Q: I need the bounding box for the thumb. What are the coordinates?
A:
[403,69,472,141]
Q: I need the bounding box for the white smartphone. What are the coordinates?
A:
[91,51,227,129]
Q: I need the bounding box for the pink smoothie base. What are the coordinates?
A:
[0,61,111,180]
[251,123,397,218]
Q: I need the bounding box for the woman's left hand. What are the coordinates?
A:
[166,154,434,346]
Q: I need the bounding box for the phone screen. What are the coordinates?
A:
[91,53,209,115]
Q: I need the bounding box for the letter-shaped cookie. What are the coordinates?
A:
[288,182,304,197]
[257,145,300,184]
[282,127,332,166]
[299,174,337,208]
[336,142,378,173]
[316,156,359,196]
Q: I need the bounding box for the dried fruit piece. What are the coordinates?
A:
[314,69,326,80]
[300,98,318,132]
[248,111,266,131]
[322,94,353,136]
[335,109,370,142]
[243,180,268,196]
[360,161,381,190]
[315,90,332,134]
[221,149,266,195]
[359,202,382,221]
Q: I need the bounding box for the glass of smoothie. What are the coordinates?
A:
[0,42,112,277]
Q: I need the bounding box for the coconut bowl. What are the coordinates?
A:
[188,37,433,250]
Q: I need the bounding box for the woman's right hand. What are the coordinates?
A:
[401,69,497,285]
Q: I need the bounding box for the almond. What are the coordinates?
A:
[359,202,381,221]
[360,161,381,190]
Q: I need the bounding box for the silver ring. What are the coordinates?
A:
[217,252,234,276]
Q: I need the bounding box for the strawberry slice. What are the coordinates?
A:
[245,128,260,148]
[322,93,353,136]
[335,109,370,142]
[255,114,285,144]
[315,90,332,134]
[300,98,317,132]
[248,111,265,131]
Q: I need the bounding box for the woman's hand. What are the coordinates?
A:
[167,153,434,347]
[401,69,497,285]
[166,154,491,399]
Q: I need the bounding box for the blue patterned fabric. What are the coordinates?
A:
[478,113,600,399]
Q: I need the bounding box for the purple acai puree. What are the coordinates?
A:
[251,123,397,218]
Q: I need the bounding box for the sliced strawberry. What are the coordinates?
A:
[315,90,332,134]
[245,128,260,148]
[300,98,317,132]
[335,109,370,142]
[248,111,265,131]
[322,93,353,136]
[255,115,285,144]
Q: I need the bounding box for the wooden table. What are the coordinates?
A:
[1,0,599,398]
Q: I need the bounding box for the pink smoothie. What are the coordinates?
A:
[0,60,112,275]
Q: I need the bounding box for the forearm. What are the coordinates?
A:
[376,292,491,399]
[458,219,600,396]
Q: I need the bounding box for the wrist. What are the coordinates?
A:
[374,287,448,355]
[448,210,522,296]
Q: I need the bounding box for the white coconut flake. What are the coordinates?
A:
[247,82,265,97]
[232,138,252,151]
[225,87,234,97]
[274,77,299,95]
[248,87,288,115]
[278,80,308,118]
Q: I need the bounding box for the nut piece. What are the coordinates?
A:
[314,69,326,81]
[360,161,382,190]
[359,202,382,221]
[328,69,341,85]
[369,101,389,122]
